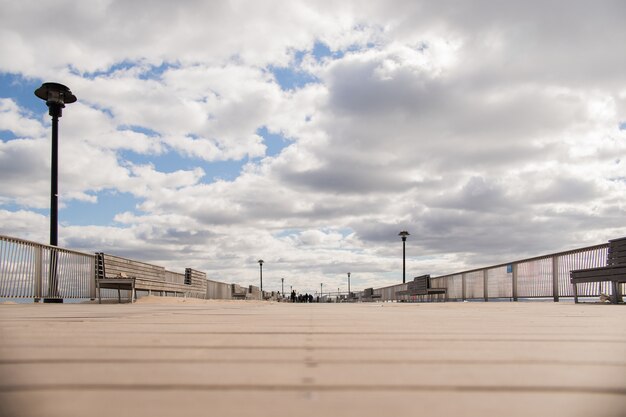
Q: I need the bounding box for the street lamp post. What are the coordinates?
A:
[399,231,410,284]
[281,277,284,295]
[35,83,76,303]
[258,259,264,299]
[320,283,323,300]
[347,272,351,299]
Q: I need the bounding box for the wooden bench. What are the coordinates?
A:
[95,252,135,304]
[396,275,447,302]
[231,284,247,300]
[570,237,626,304]
[361,288,382,301]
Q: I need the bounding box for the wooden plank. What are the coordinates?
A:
[608,236,626,244]
[570,265,626,274]
[606,238,626,265]
[571,275,626,284]
[607,253,626,265]
[101,254,211,299]
[571,277,626,284]
[571,266,626,278]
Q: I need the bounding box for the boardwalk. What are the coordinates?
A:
[0,299,625,417]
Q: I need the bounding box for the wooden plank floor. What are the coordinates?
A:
[0,299,625,417]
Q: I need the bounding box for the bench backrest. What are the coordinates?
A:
[96,252,106,280]
[607,237,626,266]
[231,284,245,294]
[407,275,430,295]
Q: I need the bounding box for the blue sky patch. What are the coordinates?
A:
[71,61,178,80]
[60,190,138,226]
[136,62,178,80]
[0,130,18,141]
[0,73,45,112]
[119,149,245,183]
[0,202,47,216]
[336,227,354,238]
[117,125,160,137]
[312,42,333,60]
[268,41,339,91]
[270,66,318,91]
[256,126,291,158]
[274,228,303,238]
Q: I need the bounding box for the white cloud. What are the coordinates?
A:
[0,137,50,208]
[0,99,45,138]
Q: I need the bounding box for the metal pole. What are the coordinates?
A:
[462,273,466,301]
[34,84,75,304]
[483,269,488,302]
[512,263,518,302]
[50,112,59,247]
[398,231,410,284]
[402,238,406,284]
[552,256,559,302]
[259,263,263,292]
[47,104,62,302]
[347,272,351,297]
[281,277,284,295]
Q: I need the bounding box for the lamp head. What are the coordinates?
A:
[35,82,76,117]
[399,230,410,241]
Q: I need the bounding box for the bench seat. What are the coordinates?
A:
[361,288,381,301]
[396,275,447,302]
[96,276,135,304]
[231,284,247,300]
[570,237,626,304]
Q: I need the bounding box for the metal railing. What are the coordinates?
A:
[373,242,615,302]
[1,234,234,302]
[0,234,95,300]
[2,234,619,303]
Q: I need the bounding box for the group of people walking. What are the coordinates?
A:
[289,290,318,303]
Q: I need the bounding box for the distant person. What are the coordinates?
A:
[291,290,296,303]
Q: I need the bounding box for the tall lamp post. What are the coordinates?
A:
[35,83,76,303]
[281,277,284,295]
[258,260,264,299]
[320,283,323,300]
[347,272,351,298]
[399,231,410,284]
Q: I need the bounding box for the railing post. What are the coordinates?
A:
[34,245,42,302]
[483,269,488,302]
[462,273,466,301]
[552,255,559,302]
[512,263,518,301]
[89,255,96,300]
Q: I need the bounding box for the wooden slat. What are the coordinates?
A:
[571,266,626,277]
[570,266,626,284]
[101,253,209,297]
[605,237,626,266]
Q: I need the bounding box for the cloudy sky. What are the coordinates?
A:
[1,0,625,294]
